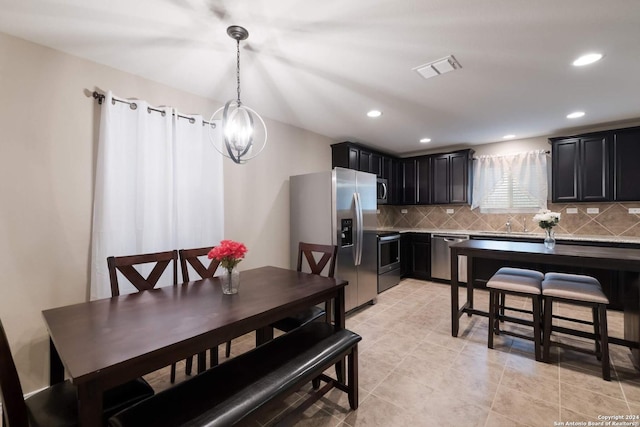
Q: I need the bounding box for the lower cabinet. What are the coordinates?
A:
[400,233,431,280]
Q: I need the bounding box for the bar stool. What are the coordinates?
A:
[488,267,544,361]
[541,272,610,381]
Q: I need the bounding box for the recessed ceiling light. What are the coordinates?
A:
[567,111,585,119]
[367,110,382,118]
[419,138,431,143]
[503,134,516,139]
[572,53,603,67]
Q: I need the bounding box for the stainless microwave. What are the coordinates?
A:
[376,178,388,204]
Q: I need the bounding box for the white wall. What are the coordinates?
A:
[0,32,332,392]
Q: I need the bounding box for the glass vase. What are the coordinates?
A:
[544,228,556,249]
[221,268,240,294]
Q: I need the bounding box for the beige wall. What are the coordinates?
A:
[0,32,332,393]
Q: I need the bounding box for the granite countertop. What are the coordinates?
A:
[376,227,640,245]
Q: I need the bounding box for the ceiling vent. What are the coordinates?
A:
[413,55,462,79]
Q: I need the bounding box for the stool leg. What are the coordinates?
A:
[543,296,553,363]
[599,304,611,381]
[488,289,496,349]
[532,295,542,362]
[592,306,602,360]
[499,292,505,320]
[496,294,502,336]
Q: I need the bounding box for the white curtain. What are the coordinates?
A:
[471,150,548,213]
[90,91,224,299]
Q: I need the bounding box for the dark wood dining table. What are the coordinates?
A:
[449,239,640,364]
[42,266,347,427]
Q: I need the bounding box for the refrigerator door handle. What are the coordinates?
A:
[354,192,364,266]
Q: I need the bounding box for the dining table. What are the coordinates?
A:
[42,266,347,427]
[449,239,640,365]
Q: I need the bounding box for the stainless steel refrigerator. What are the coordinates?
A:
[290,168,378,312]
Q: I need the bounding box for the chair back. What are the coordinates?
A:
[297,242,338,278]
[179,247,221,282]
[107,250,178,296]
[0,319,29,427]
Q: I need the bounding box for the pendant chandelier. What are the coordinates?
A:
[210,26,267,164]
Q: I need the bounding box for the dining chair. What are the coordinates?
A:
[107,250,185,383]
[179,246,228,364]
[271,242,338,332]
[0,318,154,427]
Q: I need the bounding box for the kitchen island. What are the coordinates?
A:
[449,239,640,368]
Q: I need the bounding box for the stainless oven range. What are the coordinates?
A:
[377,232,401,293]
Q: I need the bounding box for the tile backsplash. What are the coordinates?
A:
[378,202,640,238]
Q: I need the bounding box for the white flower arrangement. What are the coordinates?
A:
[533,209,561,230]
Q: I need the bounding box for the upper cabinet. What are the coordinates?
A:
[431,150,474,205]
[551,125,640,203]
[330,143,360,170]
[394,158,416,205]
[416,156,431,205]
[331,142,392,179]
[332,142,474,206]
[551,135,610,202]
[613,127,640,201]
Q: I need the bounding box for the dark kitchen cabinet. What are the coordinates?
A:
[331,142,360,170]
[551,135,610,202]
[331,142,390,179]
[371,152,383,177]
[400,233,412,277]
[431,149,473,204]
[395,158,417,205]
[614,128,640,201]
[410,233,431,280]
[382,156,393,181]
[400,233,431,280]
[359,149,373,172]
[416,156,431,204]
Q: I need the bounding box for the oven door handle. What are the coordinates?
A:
[379,234,400,242]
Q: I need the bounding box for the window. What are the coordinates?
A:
[471,150,548,213]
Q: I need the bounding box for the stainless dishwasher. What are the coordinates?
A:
[430,234,469,282]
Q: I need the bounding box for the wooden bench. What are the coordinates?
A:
[108,322,361,427]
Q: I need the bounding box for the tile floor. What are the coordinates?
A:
[143,278,640,426]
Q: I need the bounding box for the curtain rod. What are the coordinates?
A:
[92,91,216,127]
[472,150,550,160]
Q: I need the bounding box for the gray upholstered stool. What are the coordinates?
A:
[542,272,610,380]
[488,267,544,361]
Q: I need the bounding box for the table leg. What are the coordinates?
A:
[466,256,474,316]
[624,272,640,369]
[256,326,274,347]
[77,382,102,427]
[451,249,460,337]
[49,337,64,385]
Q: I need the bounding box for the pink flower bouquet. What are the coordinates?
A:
[208,240,248,271]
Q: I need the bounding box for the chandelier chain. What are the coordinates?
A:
[236,38,241,106]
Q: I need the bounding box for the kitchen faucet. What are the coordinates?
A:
[505,219,512,233]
